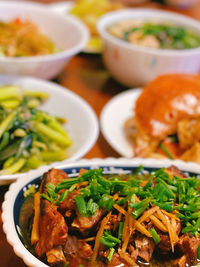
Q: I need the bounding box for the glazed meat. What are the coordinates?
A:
[35,169,69,258]
[124,74,200,162]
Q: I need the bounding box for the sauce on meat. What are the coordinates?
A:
[135,74,200,139]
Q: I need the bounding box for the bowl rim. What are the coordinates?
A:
[97,8,200,56]
[0,74,99,183]
[2,157,200,267]
[0,1,89,62]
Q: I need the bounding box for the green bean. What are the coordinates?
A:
[0,131,9,150]
[1,99,20,109]
[0,111,15,138]
[0,140,21,161]
[0,158,26,175]
[23,90,49,99]
[0,85,21,101]
[24,155,45,170]
[3,157,14,169]
[35,111,68,136]
[13,128,26,137]
[33,121,72,147]
[27,99,40,108]
[40,150,67,162]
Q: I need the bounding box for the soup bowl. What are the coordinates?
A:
[97,8,200,86]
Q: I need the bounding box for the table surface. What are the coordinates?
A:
[1,0,200,266]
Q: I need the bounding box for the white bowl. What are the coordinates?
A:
[0,1,89,79]
[0,75,99,184]
[97,8,200,86]
[2,157,200,267]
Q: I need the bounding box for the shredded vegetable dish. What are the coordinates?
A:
[0,18,57,57]
[108,20,200,49]
[20,166,200,266]
[0,85,72,174]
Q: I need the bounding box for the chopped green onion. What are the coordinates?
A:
[107,248,115,262]
[118,222,124,239]
[75,196,87,216]
[149,228,160,244]
[159,143,174,159]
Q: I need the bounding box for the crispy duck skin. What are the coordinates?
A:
[35,169,69,258]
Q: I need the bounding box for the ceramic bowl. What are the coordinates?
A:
[2,157,200,267]
[97,8,200,86]
[0,1,89,79]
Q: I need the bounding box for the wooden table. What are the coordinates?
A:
[1,1,200,266]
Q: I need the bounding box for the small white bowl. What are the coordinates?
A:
[97,8,200,86]
[0,75,99,184]
[0,1,89,80]
[2,157,200,267]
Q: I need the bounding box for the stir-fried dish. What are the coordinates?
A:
[0,85,72,174]
[0,18,57,57]
[124,73,200,163]
[20,165,200,266]
[108,19,200,49]
[70,0,122,52]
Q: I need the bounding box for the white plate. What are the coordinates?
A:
[0,75,99,184]
[100,88,141,158]
[48,1,102,54]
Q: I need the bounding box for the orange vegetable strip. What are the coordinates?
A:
[171,217,179,243]
[122,207,129,243]
[31,192,40,244]
[156,210,174,252]
[134,221,151,237]
[122,207,132,253]
[140,180,148,187]
[113,193,119,201]
[91,211,112,263]
[164,214,175,252]
[113,203,127,216]
[149,215,168,232]
[161,209,180,221]
[76,181,88,189]
[117,210,123,222]
[118,249,137,266]
[138,206,159,223]
[155,210,168,224]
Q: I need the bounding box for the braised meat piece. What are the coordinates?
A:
[35,200,68,257]
[46,246,66,266]
[104,214,118,230]
[176,234,200,265]
[35,169,69,258]
[71,208,105,233]
[58,190,81,216]
[64,235,92,260]
[165,165,186,178]
[41,168,69,190]
[157,233,171,254]
[134,234,155,262]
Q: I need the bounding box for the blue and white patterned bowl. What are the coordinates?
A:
[2,158,200,267]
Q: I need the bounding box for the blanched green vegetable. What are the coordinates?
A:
[0,85,73,174]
